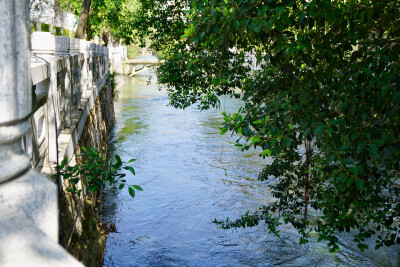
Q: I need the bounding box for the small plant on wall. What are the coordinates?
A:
[55,146,142,198]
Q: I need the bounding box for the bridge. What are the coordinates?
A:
[122,58,164,76]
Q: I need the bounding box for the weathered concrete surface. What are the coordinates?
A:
[0,212,81,267]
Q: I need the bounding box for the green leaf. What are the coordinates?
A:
[355,179,364,191]
[223,7,228,16]
[128,186,135,198]
[261,149,272,156]
[289,123,293,130]
[128,159,137,163]
[211,78,220,85]
[304,128,311,137]
[283,137,291,148]
[369,143,378,158]
[220,127,228,135]
[250,136,261,143]
[89,147,97,155]
[233,19,240,29]
[115,154,122,164]
[119,183,125,190]
[132,185,143,191]
[123,166,136,175]
[314,125,325,136]
[357,142,366,153]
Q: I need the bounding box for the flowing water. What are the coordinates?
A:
[101,58,397,266]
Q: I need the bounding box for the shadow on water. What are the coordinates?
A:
[101,62,398,266]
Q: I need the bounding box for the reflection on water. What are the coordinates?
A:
[101,60,397,266]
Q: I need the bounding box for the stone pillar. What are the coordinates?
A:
[0,2,82,265]
[90,42,97,87]
[70,38,82,108]
[0,0,32,182]
[55,36,71,128]
[105,46,109,75]
[79,39,89,97]
[87,41,94,90]
[31,31,58,163]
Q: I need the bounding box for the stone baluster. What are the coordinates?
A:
[86,41,93,91]
[79,39,89,96]
[31,32,58,163]
[106,46,109,75]
[70,38,82,108]
[0,2,81,265]
[103,46,107,79]
[97,44,102,82]
[94,37,100,83]
[55,36,71,128]
[97,45,101,82]
[90,42,97,87]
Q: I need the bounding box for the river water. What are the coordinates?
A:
[101,60,396,266]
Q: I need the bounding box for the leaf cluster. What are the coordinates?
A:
[54,146,142,198]
[59,0,139,43]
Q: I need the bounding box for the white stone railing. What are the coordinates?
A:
[26,32,111,168]
[108,42,127,75]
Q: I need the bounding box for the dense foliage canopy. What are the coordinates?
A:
[60,0,138,43]
[134,0,400,252]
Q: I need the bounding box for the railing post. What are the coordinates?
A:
[31,32,58,163]
[70,38,82,108]
[55,36,71,128]
[86,41,93,91]
[79,39,89,97]
[90,42,97,87]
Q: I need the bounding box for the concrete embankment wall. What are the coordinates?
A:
[60,78,116,266]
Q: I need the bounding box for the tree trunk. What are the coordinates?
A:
[85,22,92,41]
[101,32,109,47]
[74,0,91,39]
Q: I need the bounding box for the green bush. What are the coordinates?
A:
[41,23,50,32]
[55,146,142,198]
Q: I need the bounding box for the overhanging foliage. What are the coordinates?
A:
[134,0,400,252]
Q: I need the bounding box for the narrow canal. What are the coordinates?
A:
[101,58,393,266]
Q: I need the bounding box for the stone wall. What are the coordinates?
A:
[61,81,116,266]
